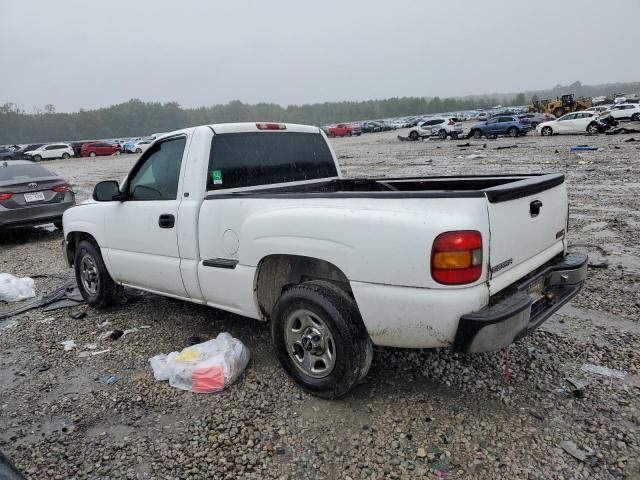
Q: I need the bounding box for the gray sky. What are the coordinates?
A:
[1,0,639,113]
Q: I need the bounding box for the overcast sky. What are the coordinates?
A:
[1,0,639,113]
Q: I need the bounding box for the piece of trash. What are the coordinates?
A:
[149,332,250,393]
[529,411,544,420]
[496,145,518,150]
[559,440,590,462]
[456,142,471,148]
[97,321,111,328]
[101,374,121,385]
[69,309,87,319]
[122,328,138,337]
[92,349,110,356]
[187,336,202,346]
[588,261,609,269]
[0,273,36,303]
[565,377,588,398]
[581,363,626,379]
[60,340,76,351]
[83,343,97,350]
[110,329,124,340]
[624,137,636,142]
[139,325,152,329]
[37,362,50,372]
[570,145,598,152]
[466,154,485,159]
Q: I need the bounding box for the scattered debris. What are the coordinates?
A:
[466,154,485,160]
[188,336,202,346]
[570,145,598,152]
[60,340,76,351]
[559,440,591,462]
[0,274,35,303]
[0,278,82,320]
[565,377,588,398]
[416,447,427,458]
[456,143,471,148]
[624,137,636,142]
[529,411,544,421]
[581,363,626,379]
[37,363,50,372]
[69,309,87,319]
[122,328,138,337]
[588,261,609,269]
[110,329,124,340]
[496,145,518,150]
[101,374,121,385]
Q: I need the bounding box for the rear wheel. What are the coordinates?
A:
[62,153,70,159]
[33,154,42,162]
[586,122,599,134]
[89,151,96,157]
[271,281,373,399]
[541,126,553,136]
[409,130,419,140]
[472,129,483,139]
[631,113,640,121]
[438,129,447,140]
[135,148,142,153]
[74,240,120,308]
[507,127,519,137]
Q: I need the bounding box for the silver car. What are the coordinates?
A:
[0,160,75,230]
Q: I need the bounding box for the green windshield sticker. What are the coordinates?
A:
[212,170,223,185]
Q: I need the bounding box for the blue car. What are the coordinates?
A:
[469,115,531,139]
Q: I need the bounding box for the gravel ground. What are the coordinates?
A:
[1,127,639,479]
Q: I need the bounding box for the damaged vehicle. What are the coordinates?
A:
[62,122,587,398]
[0,160,75,230]
[537,111,612,136]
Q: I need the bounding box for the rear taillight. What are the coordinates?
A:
[448,119,455,125]
[256,123,286,130]
[52,184,72,193]
[431,231,483,285]
[0,192,13,200]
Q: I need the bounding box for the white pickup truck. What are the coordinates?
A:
[62,122,587,398]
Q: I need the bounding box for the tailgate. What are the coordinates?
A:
[484,174,567,287]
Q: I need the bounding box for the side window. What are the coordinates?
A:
[127,136,186,200]
[487,118,498,124]
[499,117,512,123]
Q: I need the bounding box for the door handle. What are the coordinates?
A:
[158,214,175,228]
[530,200,543,216]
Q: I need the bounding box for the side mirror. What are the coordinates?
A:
[93,181,121,201]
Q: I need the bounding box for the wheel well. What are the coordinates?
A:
[255,254,351,320]
[65,232,97,266]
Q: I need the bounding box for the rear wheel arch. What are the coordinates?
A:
[254,254,353,320]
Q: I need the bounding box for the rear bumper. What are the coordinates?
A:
[453,252,588,353]
[0,198,75,229]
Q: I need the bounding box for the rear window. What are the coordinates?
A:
[207,132,337,190]
[0,163,54,181]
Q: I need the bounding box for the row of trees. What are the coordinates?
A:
[0,95,523,144]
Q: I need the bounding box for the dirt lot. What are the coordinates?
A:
[1,128,639,479]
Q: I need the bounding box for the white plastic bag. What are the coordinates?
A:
[0,273,36,302]
[149,333,250,393]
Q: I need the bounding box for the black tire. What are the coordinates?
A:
[89,151,96,157]
[347,131,352,137]
[553,107,565,118]
[472,129,483,139]
[135,148,142,153]
[356,133,361,136]
[74,239,120,308]
[631,113,640,121]
[438,129,447,140]
[271,280,373,399]
[507,127,519,137]
[33,154,42,162]
[586,122,599,134]
[409,131,419,140]
[451,132,459,139]
[62,153,70,159]
[531,122,538,128]
[541,126,553,136]
[54,221,63,230]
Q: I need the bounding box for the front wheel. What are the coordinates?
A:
[541,126,553,136]
[33,154,42,162]
[409,131,419,140]
[74,240,120,308]
[62,153,70,159]
[89,151,96,157]
[271,281,373,399]
[586,122,599,134]
[472,129,483,139]
[438,129,447,140]
[631,113,640,121]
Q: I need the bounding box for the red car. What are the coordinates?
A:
[327,124,354,137]
[80,142,121,157]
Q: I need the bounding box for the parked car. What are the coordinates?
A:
[585,106,609,115]
[360,121,382,133]
[469,116,531,139]
[537,111,606,136]
[348,123,362,136]
[0,160,75,230]
[62,122,586,398]
[603,104,640,121]
[0,147,18,160]
[122,140,139,153]
[23,144,74,162]
[69,141,96,157]
[409,117,463,140]
[80,142,121,157]
[11,144,46,159]
[133,140,153,153]
[326,124,355,137]
[518,112,549,128]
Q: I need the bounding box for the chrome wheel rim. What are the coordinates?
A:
[80,254,99,296]
[284,308,336,379]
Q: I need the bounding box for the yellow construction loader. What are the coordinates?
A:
[528,94,593,117]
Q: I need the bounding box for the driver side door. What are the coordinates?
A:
[102,135,189,297]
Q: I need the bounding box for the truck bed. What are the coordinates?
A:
[208,173,564,203]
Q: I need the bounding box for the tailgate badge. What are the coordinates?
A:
[28,182,38,189]
[490,258,513,274]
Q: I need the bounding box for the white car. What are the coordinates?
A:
[537,111,602,135]
[585,106,609,114]
[62,122,586,398]
[604,104,640,121]
[133,140,152,154]
[409,117,463,140]
[23,143,74,162]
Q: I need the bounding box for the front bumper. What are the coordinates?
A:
[453,252,588,353]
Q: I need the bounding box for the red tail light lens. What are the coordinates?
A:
[0,192,13,200]
[256,123,286,130]
[431,231,483,285]
[52,184,72,193]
